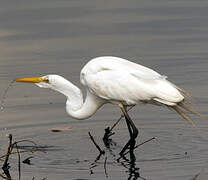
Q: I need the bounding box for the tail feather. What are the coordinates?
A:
[171,105,196,127]
[178,102,201,117]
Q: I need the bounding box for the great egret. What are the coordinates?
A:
[15,56,199,160]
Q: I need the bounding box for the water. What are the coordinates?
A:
[0,0,208,179]
[0,80,15,110]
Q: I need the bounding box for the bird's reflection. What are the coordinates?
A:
[90,150,146,180]
[89,132,146,180]
[119,157,146,180]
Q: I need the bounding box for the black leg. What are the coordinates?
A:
[119,104,139,161]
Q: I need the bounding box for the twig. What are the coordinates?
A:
[13,139,37,146]
[0,148,45,159]
[88,132,105,156]
[134,137,156,149]
[125,137,156,156]
[2,134,13,179]
[15,144,21,180]
[104,157,108,178]
[110,106,135,132]
[118,137,156,160]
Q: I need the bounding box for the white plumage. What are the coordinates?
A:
[81,56,184,106]
[15,56,197,126]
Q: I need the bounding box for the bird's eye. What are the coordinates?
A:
[44,79,49,83]
[42,77,49,83]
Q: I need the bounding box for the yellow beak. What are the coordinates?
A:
[15,77,45,83]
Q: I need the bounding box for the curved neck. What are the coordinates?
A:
[66,90,105,120]
[43,75,106,120]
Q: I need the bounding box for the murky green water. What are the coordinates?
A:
[0,1,208,179]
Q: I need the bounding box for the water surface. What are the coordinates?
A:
[0,0,208,179]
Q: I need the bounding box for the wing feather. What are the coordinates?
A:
[83,69,158,105]
[80,56,184,105]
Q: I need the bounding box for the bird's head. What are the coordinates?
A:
[15,74,82,99]
[15,75,83,112]
[15,75,68,89]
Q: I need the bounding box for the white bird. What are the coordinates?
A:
[15,56,199,160]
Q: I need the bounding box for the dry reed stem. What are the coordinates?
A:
[1,134,45,180]
[88,132,105,156]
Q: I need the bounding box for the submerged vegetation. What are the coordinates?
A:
[0,134,45,180]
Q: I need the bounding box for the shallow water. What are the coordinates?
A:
[0,0,208,179]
